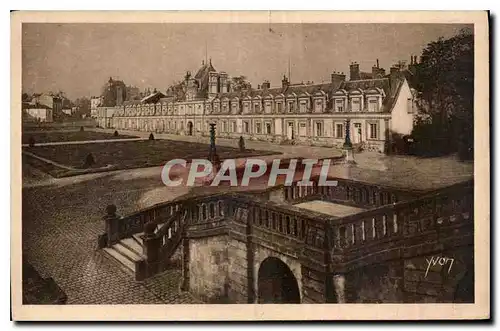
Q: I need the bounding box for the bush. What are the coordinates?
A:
[80,126,84,132]
[149,133,155,141]
[83,153,95,168]
[113,130,119,137]
[238,136,245,151]
[28,136,35,147]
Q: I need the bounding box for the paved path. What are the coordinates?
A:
[22,162,200,304]
[22,137,146,147]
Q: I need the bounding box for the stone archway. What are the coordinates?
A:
[257,257,300,303]
[187,121,194,136]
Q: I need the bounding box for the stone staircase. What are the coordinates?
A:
[103,233,145,277]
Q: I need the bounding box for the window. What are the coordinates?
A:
[368,98,378,112]
[299,101,307,112]
[243,103,250,113]
[315,122,323,137]
[222,103,228,112]
[254,103,260,113]
[277,102,283,112]
[288,101,294,112]
[407,98,414,114]
[299,123,307,137]
[336,123,344,138]
[221,121,226,132]
[315,99,323,112]
[265,122,272,134]
[369,123,378,139]
[335,99,344,112]
[231,121,236,133]
[351,98,361,111]
[265,102,272,113]
[255,122,262,134]
[244,121,250,133]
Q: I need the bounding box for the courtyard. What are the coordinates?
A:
[22,129,138,144]
[20,127,474,305]
[22,138,279,178]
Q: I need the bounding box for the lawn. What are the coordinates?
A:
[23,139,280,178]
[22,130,138,144]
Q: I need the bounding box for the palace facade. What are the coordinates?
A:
[102,59,418,152]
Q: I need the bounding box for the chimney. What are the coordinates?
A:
[349,62,360,81]
[262,80,271,89]
[390,66,400,75]
[377,59,380,68]
[282,75,289,89]
[331,71,346,86]
[257,84,261,90]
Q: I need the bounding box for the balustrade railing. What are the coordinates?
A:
[100,178,473,280]
[329,180,473,254]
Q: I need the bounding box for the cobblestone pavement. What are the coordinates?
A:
[21,132,473,304]
[22,162,200,304]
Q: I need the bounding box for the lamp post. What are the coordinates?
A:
[343,119,356,164]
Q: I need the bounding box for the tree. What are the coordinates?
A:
[411,28,474,159]
[22,92,31,102]
[231,76,252,92]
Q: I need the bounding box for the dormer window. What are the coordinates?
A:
[368,98,379,112]
[265,101,272,113]
[222,103,228,112]
[351,98,361,112]
[254,103,260,113]
[315,99,324,112]
[299,100,308,113]
[288,101,295,113]
[335,99,344,112]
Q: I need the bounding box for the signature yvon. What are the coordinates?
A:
[425,256,454,278]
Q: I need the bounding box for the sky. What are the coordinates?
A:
[22,23,471,100]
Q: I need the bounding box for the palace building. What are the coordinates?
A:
[103,58,418,152]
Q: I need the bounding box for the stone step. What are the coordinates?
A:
[103,247,135,274]
[113,242,142,262]
[132,232,144,246]
[121,237,144,257]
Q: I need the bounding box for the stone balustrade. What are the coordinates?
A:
[99,178,473,283]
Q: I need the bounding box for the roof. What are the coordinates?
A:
[213,74,406,113]
[141,91,166,104]
[193,62,217,99]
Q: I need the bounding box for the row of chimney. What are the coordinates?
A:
[256,55,421,89]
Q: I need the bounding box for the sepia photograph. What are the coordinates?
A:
[11,11,489,321]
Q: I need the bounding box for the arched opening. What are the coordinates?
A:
[187,121,194,136]
[257,257,300,303]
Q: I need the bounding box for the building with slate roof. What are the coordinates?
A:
[105,57,419,152]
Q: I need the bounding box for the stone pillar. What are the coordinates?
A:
[333,273,346,303]
[100,204,120,248]
[143,222,162,277]
[343,119,356,165]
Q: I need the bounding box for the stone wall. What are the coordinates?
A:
[346,260,404,303]
[227,239,250,303]
[402,246,474,303]
[188,235,230,303]
[345,245,474,303]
